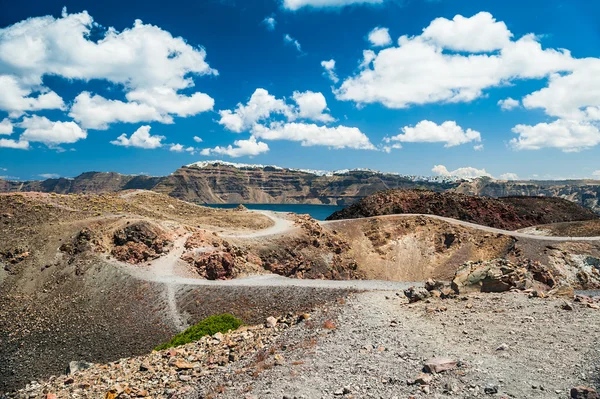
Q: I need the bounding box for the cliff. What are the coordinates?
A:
[3,162,600,213]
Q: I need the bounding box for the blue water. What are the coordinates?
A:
[203,203,344,220]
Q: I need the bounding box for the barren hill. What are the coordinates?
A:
[326,189,599,230]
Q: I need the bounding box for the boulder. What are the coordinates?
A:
[404,286,431,303]
[423,357,457,373]
[452,259,561,294]
[571,386,599,399]
[66,360,93,375]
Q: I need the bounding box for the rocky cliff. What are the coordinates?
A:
[3,162,600,213]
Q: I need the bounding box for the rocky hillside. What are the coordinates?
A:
[3,162,600,213]
[0,161,461,206]
[326,189,599,230]
[0,172,159,194]
[456,177,600,213]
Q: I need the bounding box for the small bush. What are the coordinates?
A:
[155,314,243,350]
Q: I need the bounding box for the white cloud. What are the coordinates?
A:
[0,138,29,150]
[321,59,339,83]
[0,10,216,90]
[125,88,214,118]
[169,143,184,152]
[252,122,375,149]
[421,12,512,52]
[0,75,64,115]
[335,13,576,109]
[263,16,276,31]
[522,59,600,121]
[218,88,293,133]
[388,120,481,147]
[432,164,492,179]
[70,88,214,130]
[593,171,600,179]
[193,136,203,143]
[201,136,269,158]
[367,27,392,47]
[498,172,519,180]
[110,125,165,149]
[0,10,216,129]
[292,91,335,123]
[19,116,86,146]
[498,97,520,111]
[39,173,60,179]
[473,144,484,151]
[0,118,13,135]
[510,120,600,152]
[70,92,166,130]
[284,34,302,53]
[282,0,384,10]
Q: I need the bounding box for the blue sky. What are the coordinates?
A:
[1,0,599,180]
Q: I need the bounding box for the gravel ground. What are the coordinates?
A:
[220,291,600,399]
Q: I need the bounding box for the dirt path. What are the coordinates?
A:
[323,213,600,241]
[223,291,600,398]
[220,210,297,238]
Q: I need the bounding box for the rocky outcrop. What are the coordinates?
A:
[111,222,172,264]
[451,258,560,294]
[327,189,598,229]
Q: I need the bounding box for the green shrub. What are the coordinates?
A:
[155,314,243,350]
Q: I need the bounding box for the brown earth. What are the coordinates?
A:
[327,189,599,229]
[3,190,600,394]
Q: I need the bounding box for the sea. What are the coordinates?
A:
[203,203,344,221]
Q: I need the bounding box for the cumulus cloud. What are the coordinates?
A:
[252,122,375,149]
[321,59,339,83]
[282,0,384,10]
[0,138,29,150]
[292,91,335,123]
[218,89,293,133]
[498,97,520,111]
[510,120,600,152]
[284,34,302,53]
[193,136,203,143]
[0,118,13,135]
[70,92,166,130]
[367,27,392,47]
[335,12,576,109]
[0,75,64,116]
[498,172,519,180]
[39,173,60,179]
[432,165,492,179]
[522,60,600,121]
[421,12,513,52]
[19,116,86,146]
[110,125,165,149]
[387,120,481,147]
[0,10,216,129]
[201,136,269,158]
[263,16,276,31]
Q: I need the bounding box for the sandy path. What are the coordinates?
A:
[220,210,297,238]
[323,213,600,241]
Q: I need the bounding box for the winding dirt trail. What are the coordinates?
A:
[221,210,297,238]
[322,213,600,241]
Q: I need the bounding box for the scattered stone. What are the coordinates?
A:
[265,316,278,328]
[404,286,431,303]
[485,384,499,394]
[66,360,93,375]
[561,301,574,311]
[571,386,599,399]
[423,357,457,374]
[496,343,509,351]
